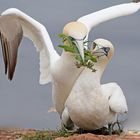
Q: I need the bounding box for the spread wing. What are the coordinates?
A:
[0,8,59,84]
[77,2,140,33]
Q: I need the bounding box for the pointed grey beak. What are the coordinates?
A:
[76,40,84,61]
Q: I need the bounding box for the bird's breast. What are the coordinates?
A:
[50,55,84,115]
[66,93,115,130]
[65,69,116,129]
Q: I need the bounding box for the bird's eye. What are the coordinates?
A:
[92,42,97,50]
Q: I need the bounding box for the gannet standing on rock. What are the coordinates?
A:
[62,1,140,130]
[62,39,128,130]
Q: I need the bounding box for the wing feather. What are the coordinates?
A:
[77,2,140,32]
[101,83,128,114]
[0,32,7,74]
[0,15,23,80]
[0,9,59,83]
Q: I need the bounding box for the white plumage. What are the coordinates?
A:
[62,2,140,129]
[62,39,128,130]
[0,10,86,115]
[78,2,140,32]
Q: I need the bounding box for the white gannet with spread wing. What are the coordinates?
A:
[0,9,87,116]
[62,1,140,130]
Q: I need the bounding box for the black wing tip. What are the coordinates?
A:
[133,0,140,3]
[8,75,14,81]
[0,15,23,81]
[0,32,15,81]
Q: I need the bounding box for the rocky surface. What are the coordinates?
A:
[56,132,140,140]
[0,129,36,140]
[0,129,140,140]
[55,131,140,140]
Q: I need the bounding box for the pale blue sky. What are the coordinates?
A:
[0,0,140,130]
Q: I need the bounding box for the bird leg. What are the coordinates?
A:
[60,121,78,133]
[108,123,113,135]
[107,114,124,135]
[107,122,123,135]
[112,117,123,135]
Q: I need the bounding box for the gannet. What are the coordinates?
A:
[62,1,140,130]
[0,10,87,115]
[62,39,128,130]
